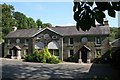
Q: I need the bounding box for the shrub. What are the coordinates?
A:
[47,56,61,64]
[24,47,61,64]
[65,56,77,62]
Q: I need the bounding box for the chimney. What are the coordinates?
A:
[104,18,109,25]
[12,26,17,31]
[38,26,42,30]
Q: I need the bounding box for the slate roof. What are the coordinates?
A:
[5,29,39,38]
[111,38,120,47]
[5,25,110,38]
[50,25,110,36]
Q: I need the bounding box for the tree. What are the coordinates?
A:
[36,19,42,27]
[1,3,53,38]
[109,27,118,42]
[1,3,14,37]
[42,23,52,28]
[115,27,120,39]
[13,12,28,29]
[41,23,52,28]
[73,1,120,31]
[27,17,37,28]
[36,19,52,28]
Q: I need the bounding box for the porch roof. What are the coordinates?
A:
[12,46,21,50]
[80,45,91,51]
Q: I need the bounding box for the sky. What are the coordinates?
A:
[2,1,120,27]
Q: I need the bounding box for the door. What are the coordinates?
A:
[81,50,87,63]
[13,49,17,56]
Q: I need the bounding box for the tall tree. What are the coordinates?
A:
[73,1,120,31]
[41,23,52,28]
[115,27,120,39]
[27,17,37,28]
[1,3,14,37]
[109,27,118,42]
[13,12,28,29]
[42,23,52,28]
[36,19,42,27]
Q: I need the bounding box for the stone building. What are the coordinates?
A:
[4,21,110,63]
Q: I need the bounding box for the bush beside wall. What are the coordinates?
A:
[24,47,61,64]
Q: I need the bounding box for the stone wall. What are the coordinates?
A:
[62,35,109,61]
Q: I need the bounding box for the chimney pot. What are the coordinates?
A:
[12,26,17,31]
[104,20,109,25]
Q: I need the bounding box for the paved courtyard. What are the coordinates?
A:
[0,58,120,80]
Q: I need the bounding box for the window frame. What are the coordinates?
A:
[8,40,11,45]
[69,49,74,57]
[69,38,74,45]
[95,37,101,45]
[25,39,29,45]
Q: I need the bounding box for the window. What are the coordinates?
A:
[8,49,12,55]
[49,49,59,56]
[25,39,28,45]
[70,49,74,56]
[8,40,11,45]
[69,38,73,45]
[95,37,101,44]
[95,49,101,58]
[54,50,59,56]
[24,49,28,55]
[52,36,57,39]
[16,39,20,43]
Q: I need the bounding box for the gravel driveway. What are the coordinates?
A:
[1,58,119,80]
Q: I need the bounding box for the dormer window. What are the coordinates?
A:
[69,38,73,45]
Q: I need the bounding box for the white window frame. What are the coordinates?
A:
[95,37,101,45]
[68,49,74,57]
[8,40,10,45]
[52,36,57,39]
[25,39,28,45]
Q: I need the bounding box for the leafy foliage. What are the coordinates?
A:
[36,19,42,27]
[1,3,14,37]
[36,19,52,28]
[73,1,120,31]
[24,47,60,64]
[27,17,37,28]
[47,56,61,64]
[42,23,52,28]
[1,3,52,39]
[115,27,120,38]
[109,27,118,42]
[13,12,38,29]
